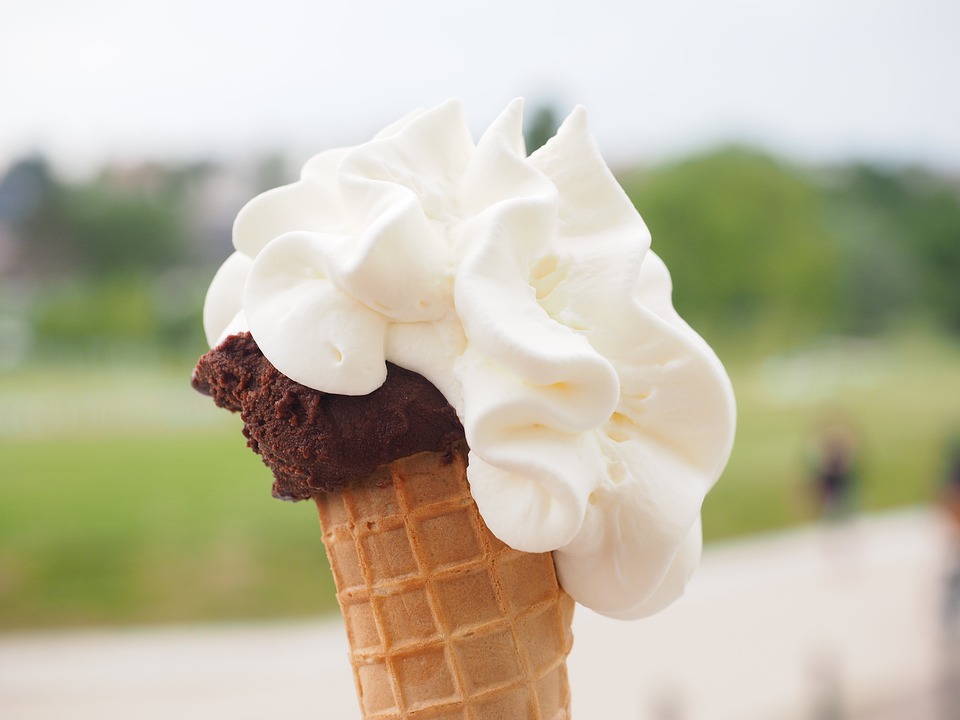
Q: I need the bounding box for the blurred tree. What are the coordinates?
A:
[827,165,960,333]
[525,105,560,155]
[0,155,53,226]
[5,161,189,278]
[2,157,201,359]
[62,179,186,277]
[0,155,73,275]
[823,165,923,333]
[913,183,960,332]
[620,148,842,348]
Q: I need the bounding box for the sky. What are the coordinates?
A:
[2,0,959,177]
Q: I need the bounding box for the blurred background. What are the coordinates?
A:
[2,0,959,718]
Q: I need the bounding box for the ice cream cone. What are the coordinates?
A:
[315,442,575,719]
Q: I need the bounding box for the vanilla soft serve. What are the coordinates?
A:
[202,99,736,619]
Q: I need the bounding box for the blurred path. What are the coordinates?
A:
[0,508,952,720]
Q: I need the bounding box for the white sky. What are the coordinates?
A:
[2,0,959,176]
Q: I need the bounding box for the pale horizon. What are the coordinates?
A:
[3,0,959,177]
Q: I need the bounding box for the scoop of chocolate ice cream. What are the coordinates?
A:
[192,332,464,500]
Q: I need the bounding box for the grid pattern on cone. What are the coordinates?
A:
[315,446,574,720]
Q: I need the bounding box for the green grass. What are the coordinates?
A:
[0,365,340,629]
[702,332,960,539]
[0,432,338,629]
[1,334,958,629]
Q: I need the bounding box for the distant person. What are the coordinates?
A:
[940,439,960,527]
[939,437,960,628]
[806,419,859,522]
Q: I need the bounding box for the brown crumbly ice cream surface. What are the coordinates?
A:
[192,332,464,500]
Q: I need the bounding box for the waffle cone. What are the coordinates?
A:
[315,443,575,719]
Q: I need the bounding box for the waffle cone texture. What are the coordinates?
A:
[315,444,575,719]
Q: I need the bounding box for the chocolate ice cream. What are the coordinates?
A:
[192,332,463,500]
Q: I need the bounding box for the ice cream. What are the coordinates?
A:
[192,332,462,499]
[194,98,735,717]
[194,335,574,717]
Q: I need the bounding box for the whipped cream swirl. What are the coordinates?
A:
[203,99,736,619]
